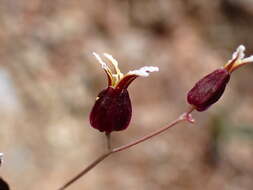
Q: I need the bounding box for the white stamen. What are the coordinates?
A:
[92,52,110,70]
[128,66,159,77]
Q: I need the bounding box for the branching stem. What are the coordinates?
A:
[57,107,195,190]
[57,151,112,190]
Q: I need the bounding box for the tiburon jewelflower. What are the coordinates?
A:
[90,52,159,133]
[187,45,253,111]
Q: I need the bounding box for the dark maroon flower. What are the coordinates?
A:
[90,53,159,133]
[0,178,9,190]
[187,45,253,111]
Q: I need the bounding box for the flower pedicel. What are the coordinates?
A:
[90,53,159,133]
[187,45,253,111]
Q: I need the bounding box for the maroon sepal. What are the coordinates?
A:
[90,87,132,133]
[187,69,230,111]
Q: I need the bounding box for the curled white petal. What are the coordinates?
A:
[232,45,245,60]
[92,52,110,70]
[230,45,253,64]
[225,45,253,72]
[242,55,253,63]
[103,53,123,79]
[128,66,159,77]
[103,53,119,68]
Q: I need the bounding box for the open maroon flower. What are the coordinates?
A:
[187,45,253,111]
[90,52,159,133]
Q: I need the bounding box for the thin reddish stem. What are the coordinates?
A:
[113,107,194,153]
[57,108,195,190]
[113,118,183,153]
[57,151,112,190]
[105,132,112,150]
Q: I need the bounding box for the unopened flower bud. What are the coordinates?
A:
[90,53,159,133]
[187,45,253,111]
[187,69,230,111]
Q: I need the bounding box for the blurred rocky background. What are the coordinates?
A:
[0,0,253,189]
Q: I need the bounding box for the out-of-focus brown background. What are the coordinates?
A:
[1,0,253,189]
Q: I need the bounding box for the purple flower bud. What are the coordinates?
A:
[90,53,159,133]
[187,69,230,111]
[187,45,253,111]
